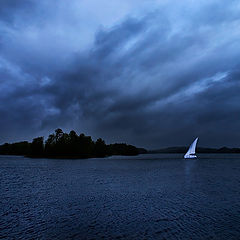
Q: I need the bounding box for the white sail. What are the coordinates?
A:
[184,137,198,159]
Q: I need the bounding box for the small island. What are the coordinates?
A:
[0,128,147,159]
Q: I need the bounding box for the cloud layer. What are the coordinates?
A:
[0,0,240,148]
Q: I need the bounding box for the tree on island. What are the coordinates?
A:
[94,138,107,157]
[30,137,44,156]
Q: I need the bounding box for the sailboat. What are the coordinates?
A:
[184,137,198,159]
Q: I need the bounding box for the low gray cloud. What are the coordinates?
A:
[0,0,240,148]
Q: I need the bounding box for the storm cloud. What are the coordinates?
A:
[0,0,240,148]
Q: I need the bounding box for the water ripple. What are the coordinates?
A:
[1,154,240,239]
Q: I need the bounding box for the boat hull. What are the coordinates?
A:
[184,154,197,159]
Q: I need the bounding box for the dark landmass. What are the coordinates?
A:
[0,129,147,159]
[148,146,240,154]
[1,129,239,159]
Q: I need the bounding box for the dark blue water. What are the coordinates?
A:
[1,154,240,239]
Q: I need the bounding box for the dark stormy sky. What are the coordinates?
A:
[0,0,240,149]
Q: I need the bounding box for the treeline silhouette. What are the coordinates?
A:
[0,129,147,158]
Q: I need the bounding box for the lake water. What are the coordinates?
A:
[1,154,240,239]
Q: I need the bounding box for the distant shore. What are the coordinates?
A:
[148,146,240,154]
